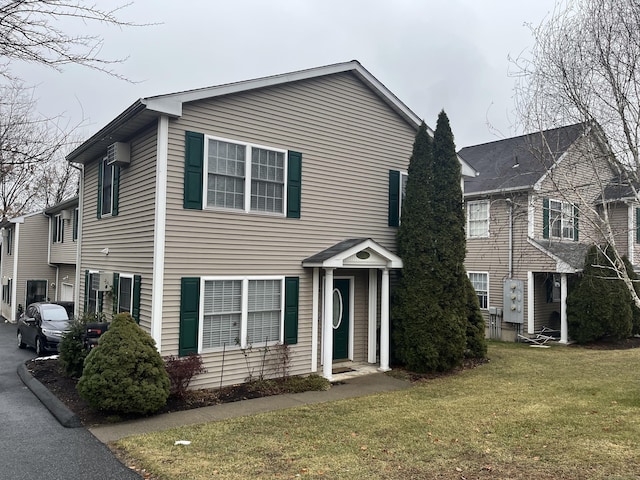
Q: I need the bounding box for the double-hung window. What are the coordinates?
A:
[72,208,79,242]
[467,200,489,238]
[101,158,114,216]
[201,277,283,350]
[468,272,489,309]
[117,274,133,313]
[87,272,100,313]
[547,199,576,240]
[205,137,286,214]
[52,214,64,243]
[388,170,408,226]
[6,228,12,255]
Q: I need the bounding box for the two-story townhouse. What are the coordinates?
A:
[0,197,79,323]
[67,61,476,387]
[459,123,619,343]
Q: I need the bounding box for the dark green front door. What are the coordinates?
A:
[332,279,350,360]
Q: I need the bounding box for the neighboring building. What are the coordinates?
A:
[0,197,79,322]
[459,123,624,343]
[66,61,476,387]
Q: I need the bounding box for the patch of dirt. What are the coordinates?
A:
[25,358,300,427]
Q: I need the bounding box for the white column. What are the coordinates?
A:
[367,269,378,364]
[527,271,535,334]
[322,268,334,381]
[311,268,319,372]
[560,273,568,344]
[379,268,391,372]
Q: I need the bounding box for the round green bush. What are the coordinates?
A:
[77,313,169,415]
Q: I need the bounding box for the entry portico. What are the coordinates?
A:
[302,238,403,381]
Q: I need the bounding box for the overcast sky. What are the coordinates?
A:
[13,0,558,150]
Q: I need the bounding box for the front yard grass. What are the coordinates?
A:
[115,342,640,479]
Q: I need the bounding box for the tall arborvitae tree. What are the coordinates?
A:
[393,112,484,372]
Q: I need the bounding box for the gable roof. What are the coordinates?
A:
[65,60,477,177]
[459,123,587,196]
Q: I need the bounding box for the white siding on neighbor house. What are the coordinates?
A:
[79,125,158,329]
[161,72,416,387]
[1,225,16,321]
[15,215,57,310]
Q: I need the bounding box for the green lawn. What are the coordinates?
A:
[115,342,640,479]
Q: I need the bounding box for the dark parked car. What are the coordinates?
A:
[17,302,71,356]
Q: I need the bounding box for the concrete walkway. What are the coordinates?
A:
[90,372,411,444]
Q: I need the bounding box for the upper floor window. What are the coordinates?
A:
[388,170,408,227]
[6,228,12,255]
[468,272,489,309]
[52,214,64,243]
[544,198,577,241]
[101,158,114,216]
[467,200,489,238]
[205,138,286,214]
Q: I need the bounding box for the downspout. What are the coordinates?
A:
[43,211,59,301]
[70,162,84,319]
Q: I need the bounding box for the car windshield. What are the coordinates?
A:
[40,305,69,322]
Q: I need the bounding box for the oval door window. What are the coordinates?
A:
[332,288,343,329]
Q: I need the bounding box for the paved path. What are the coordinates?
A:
[0,320,141,480]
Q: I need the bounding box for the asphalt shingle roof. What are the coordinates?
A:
[459,123,587,195]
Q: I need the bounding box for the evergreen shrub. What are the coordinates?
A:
[77,313,169,415]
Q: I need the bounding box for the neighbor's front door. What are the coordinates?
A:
[332,279,350,360]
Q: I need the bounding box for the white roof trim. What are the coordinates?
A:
[304,238,403,269]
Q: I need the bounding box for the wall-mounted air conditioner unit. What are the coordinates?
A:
[98,271,113,292]
[61,209,72,220]
[106,142,131,166]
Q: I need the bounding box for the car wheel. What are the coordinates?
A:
[17,331,26,349]
[35,337,44,356]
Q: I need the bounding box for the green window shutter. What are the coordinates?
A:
[112,273,120,314]
[51,218,57,244]
[179,277,200,356]
[132,275,141,324]
[97,161,103,219]
[60,218,64,243]
[72,209,78,241]
[112,165,120,216]
[98,291,104,313]
[636,208,640,244]
[84,270,89,313]
[284,276,299,345]
[388,170,400,227]
[573,205,579,241]
[542,198,549,239]
[184,131,204,210]
[287,151,302,218]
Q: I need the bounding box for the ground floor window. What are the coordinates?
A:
[118,274,133,313]
[2,278,12,305]
[201,277,283,350]
[87,272,99,313]
[468,272,489,309]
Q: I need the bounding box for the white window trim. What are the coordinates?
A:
[468,271,489,310]
[548,198,575,240]
[198,275,285,352]
[203,135,288,215]
[117,273,134,314]
[466,200,490,239]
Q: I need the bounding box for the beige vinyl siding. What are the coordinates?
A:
[163,72,416,385]
[605,203,631,260]
[79,125,157,328]
[16,215,57,308]
[49,211,77,264]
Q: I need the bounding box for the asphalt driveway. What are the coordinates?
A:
[0,320,141,480]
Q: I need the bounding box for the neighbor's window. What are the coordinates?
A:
[467,200,489,238]
[6,228,12,255]
[2,278,12,305]
[205,137,286,214]
[201,277,283,350]
[101,158,115,216]
[87,272,100,313]
[72,208,79,241]
[53,214,64,243]
[118,274,133,313]
[468,272,489,309]
[548,199,575,240]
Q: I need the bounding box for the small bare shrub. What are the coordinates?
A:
[164,353,207,398]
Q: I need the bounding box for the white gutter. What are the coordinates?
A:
[11,223,19,322]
